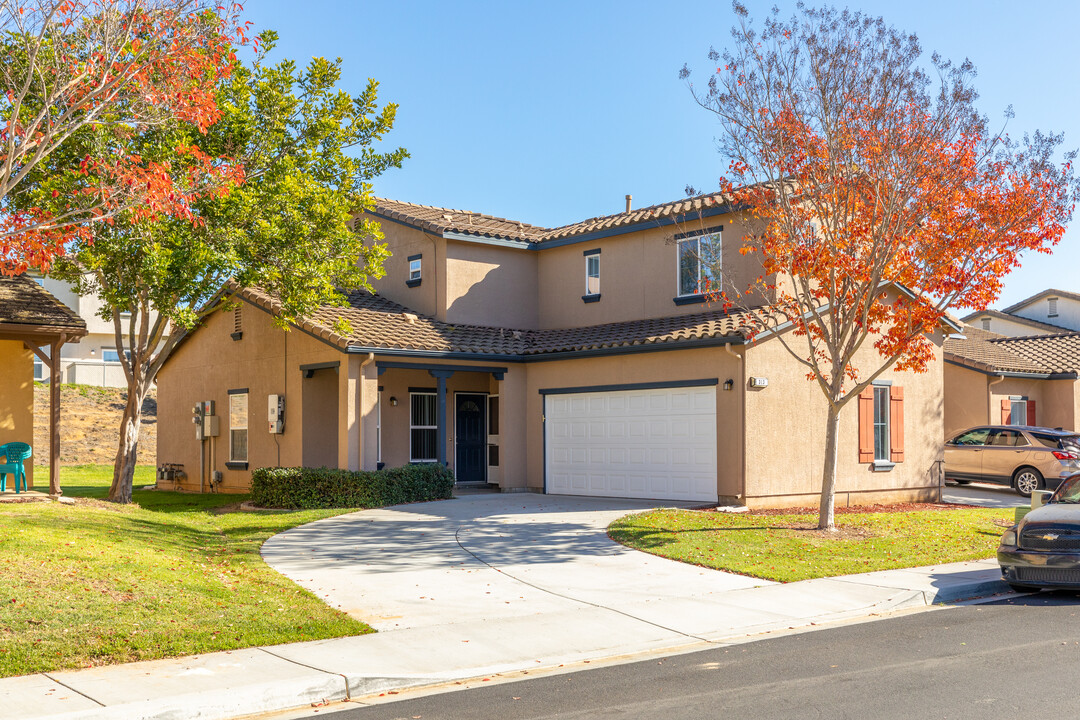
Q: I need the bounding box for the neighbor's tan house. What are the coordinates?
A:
[944,324,1080,438]
[963,289,1080,338]
[156,194,951,509]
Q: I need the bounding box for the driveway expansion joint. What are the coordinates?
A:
[40,672,106,707]
[255,647,352,701]
[452,526,723,646]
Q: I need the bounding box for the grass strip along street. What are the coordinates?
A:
[0,466,370,678]
[608,504,1014,583]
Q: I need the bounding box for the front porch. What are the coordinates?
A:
[366,360,523,488]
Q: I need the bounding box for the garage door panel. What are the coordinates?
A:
[545,385,718,502]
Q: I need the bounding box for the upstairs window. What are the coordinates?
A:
[584,251,600,297]
[677,233,721,297]
[407,254,422,287]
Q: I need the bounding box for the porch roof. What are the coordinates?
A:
[236,284,755,360]
[0,275,86,338]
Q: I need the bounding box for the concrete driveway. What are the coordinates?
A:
[942,483,1030,508]
[261,493,768,633]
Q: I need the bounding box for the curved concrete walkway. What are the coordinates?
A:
[261,493,768,633]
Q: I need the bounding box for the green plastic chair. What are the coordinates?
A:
[0,442,31,494]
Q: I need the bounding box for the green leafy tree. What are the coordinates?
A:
[47,32,407,502]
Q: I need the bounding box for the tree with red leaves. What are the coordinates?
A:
[0,0,248,273]
[683,3,1077,530]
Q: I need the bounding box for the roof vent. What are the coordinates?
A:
[442,214,453,222]
[403,312,418,324]
[625,194,632,213]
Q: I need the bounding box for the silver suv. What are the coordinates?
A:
[945,426,1080,497]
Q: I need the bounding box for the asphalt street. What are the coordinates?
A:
[303,593,1080,720]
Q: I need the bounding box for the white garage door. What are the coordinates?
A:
[544,384,718,502]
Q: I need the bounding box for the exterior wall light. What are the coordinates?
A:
[723,379,734,391]
[389,396,398,406]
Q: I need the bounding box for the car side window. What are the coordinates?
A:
[987,429,1026,447]
[952,429,990,446]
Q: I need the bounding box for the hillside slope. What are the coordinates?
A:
[33,384,157,465]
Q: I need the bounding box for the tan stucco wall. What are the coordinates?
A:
[521,347,745,498]
[0,340,34,488]
[943,363,990,437]
[741,335,946,509]
[157,300,346,493]
[943,365,1078,436]
[444,240,538,328]
[536,215,768,330]
[364,220,444,320]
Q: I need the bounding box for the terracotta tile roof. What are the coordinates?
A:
[957,308,1071,334]
[371,199,548,243]
[236,285,754,358]
[371,193,733,245]
[944,324,1080,376]
[0,275,86,333]
[993,333,1080,374]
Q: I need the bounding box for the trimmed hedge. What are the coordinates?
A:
[250,463,456,510]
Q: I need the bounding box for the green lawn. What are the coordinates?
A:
[0,466,371,678]
[608,507,1014,583]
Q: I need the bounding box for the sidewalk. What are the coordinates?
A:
[2,557,1008,720]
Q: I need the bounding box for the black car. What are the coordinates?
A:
[998,473,1080,592]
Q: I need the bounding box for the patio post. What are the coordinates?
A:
[49,337,63,497]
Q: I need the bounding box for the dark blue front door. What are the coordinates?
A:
[455,394,487,483]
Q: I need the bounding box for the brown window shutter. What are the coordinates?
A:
[889,386,904,463]
[858,387,874,463]
[1027,400,1037,426]
[1001,398,1011,425]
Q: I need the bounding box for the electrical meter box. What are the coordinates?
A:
[268,394,285,434]
[192,401,219,439]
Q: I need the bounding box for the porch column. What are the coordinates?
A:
[49,337,62,496]
[429,370,455,467]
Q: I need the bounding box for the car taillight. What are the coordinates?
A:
[1053,451,1079,460]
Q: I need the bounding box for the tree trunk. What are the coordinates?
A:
[108,377,149,503]
[818,402,841,531]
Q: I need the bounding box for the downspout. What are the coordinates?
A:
[989,374,1006,424]
[724,342,746,505]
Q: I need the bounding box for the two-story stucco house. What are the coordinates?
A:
[962,289,1080,337]
[155,194,950,508]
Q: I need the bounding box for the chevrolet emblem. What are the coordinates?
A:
[1042,534,1060,541]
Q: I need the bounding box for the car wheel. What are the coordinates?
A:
[1013,467,1044,498]
[1008,583,1041,594]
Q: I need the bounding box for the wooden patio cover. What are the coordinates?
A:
[0,276,87,496]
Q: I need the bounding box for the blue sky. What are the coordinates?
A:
[245,1,1080,310]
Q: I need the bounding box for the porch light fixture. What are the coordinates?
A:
[723,379,734,391]
[389,396,398,406]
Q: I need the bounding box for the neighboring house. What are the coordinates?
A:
[943,325,1080,437]
[0,275,87,494]
[28,275,149,387]
[962,289,1080,337]
[156,194,950,509]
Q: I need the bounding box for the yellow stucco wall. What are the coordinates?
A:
[364,222,443,320]
[742,334,946,509]
[0,340,34,488]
